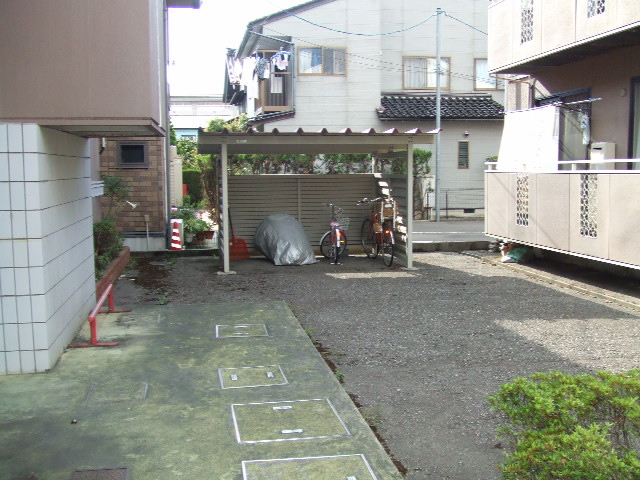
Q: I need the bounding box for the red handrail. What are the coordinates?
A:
[68,284,131,348]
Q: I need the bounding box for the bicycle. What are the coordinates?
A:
[319,203,349,264]
[357,197,396,267]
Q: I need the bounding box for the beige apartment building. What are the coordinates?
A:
[0,0,199,374]
[486,0,640,268]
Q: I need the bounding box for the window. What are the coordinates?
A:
[458,141,469,169]
[521,0,534,44]
[587,0,605,18]
[298,47,346,75]
[403,57,450,89]
[117,141,149,168]
[474,59,502,90]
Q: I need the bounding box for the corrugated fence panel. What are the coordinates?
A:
[227,174,378,253]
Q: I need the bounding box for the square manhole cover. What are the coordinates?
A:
[216,324,268,338]
[70,467,129,480]
[242,454,377,480]
[231,399,350,444]
[85,382,148,404]
[219,365,288,389]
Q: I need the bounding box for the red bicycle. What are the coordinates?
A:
[357,197,396,266]
[320,203,348,264]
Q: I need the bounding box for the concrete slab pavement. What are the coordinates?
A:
[0,301,401,480]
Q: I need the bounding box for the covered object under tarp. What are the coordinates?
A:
[197,127,436,273]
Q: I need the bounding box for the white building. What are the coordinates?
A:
[224,0,505,211]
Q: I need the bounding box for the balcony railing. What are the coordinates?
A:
[485,160,640,269]
[255,72,293,114]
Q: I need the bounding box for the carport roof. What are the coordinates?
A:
[197,127,437,155]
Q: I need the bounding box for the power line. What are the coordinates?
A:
[262,26,503,87]
[265,1,437,37]
[443,12,488,36]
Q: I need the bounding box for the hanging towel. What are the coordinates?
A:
[270,76,283,94]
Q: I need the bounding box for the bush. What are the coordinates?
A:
[488,370,640,479]
[182,169,203,204]
[93,217,124,279]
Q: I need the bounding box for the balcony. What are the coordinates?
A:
[488,0,640,74]
[254,73,293,116]
[485,160,640,269]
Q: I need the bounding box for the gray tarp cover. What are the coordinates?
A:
[254,214,318,265]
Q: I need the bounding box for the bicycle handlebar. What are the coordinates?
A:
[357,197,384,205]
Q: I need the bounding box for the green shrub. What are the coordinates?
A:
[182,169,203,204]
[93,216,123,279]
[488,370,640,479]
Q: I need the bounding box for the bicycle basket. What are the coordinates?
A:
[336,215,350,231]
[383,202,397,218]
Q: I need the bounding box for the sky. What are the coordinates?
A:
[168,0,304,96]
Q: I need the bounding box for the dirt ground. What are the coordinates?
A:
[114,250,640,480]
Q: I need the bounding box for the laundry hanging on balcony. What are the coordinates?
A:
[271,50,290,72]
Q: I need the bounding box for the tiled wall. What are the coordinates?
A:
[0,123,96,374]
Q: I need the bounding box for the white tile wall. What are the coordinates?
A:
[27,238,44,266]
[8,152,24,181]
[9,182,26,211]
[17,295,32,323]
[23,153,40,182]
[0,153,8,181]
[30,295,46,323]
[11,210,27,238]
[34,349,50,372]
[20,350,35,373]
[0,183,9,212]
[3,322,18,350]
[2,295,17,322]
[0,268,15,295]
[26,210,42,238]
[18,322,33,350]
[0,124,8,152]
[2,124,94,374]
[32,322,48,350]
[12,239,28,268]
[5,351,20,374]
[0,240,13,267]
[21,124,39,154]
[14,268,30,296]
[7,124,22,152]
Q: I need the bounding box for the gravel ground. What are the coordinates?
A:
[115,251,640,480]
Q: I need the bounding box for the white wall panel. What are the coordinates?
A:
[0,124,94,373]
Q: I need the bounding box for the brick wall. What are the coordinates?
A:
[99,137,167,233]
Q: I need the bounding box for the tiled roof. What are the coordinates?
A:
[377,95,504,120]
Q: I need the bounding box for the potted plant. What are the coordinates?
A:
[172,195,210,243]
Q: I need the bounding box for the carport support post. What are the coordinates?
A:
[406,141,414,269]
[221,142,230,273]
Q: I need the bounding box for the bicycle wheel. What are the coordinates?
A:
[360,219,377,258]
[381,222,395,267]
[320,230,347,259]
[320,231,331,258]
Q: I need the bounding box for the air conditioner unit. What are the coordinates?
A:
[590,142,615,170]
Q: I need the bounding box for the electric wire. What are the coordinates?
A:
[261,25,504,87]
[264,0,438,36]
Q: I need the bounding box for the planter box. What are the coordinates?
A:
[96,246,131,299]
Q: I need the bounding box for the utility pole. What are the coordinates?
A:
[435,7,442,222]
